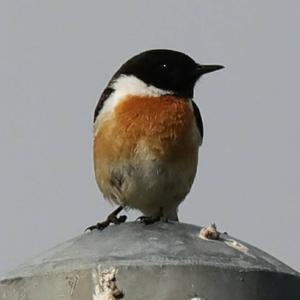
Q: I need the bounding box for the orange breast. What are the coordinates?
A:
[94,95,195,162]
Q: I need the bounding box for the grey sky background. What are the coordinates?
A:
[1,1,299,274]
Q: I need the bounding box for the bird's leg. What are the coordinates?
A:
[136,215,161,225]
[85,206,127,231]
[136,207,166,225]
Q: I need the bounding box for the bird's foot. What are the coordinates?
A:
[85,206,127,232]
[136,215,163,225]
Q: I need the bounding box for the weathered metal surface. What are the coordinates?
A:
[1,222,300,299]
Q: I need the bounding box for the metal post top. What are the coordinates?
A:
[2,222,299,280]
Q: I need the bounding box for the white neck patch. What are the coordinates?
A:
[111,75,171,97]
[94,75,172,133]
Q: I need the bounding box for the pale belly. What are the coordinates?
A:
[94,140,199,217]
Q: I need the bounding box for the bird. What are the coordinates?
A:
[86,49,223,231]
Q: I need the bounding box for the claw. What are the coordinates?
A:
[136,215,161,225]
[85,206,126,232]
[85,221,110,232]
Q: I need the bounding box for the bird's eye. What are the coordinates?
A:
[160,63,168,70]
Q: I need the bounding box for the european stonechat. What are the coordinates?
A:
[87,49,223,231]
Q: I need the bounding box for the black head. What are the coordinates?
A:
[113,49,224,98]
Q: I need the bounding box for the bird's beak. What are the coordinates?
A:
[196,64,224,76]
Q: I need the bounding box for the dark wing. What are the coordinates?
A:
[93,87,114,122]
[192,100,204,141]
